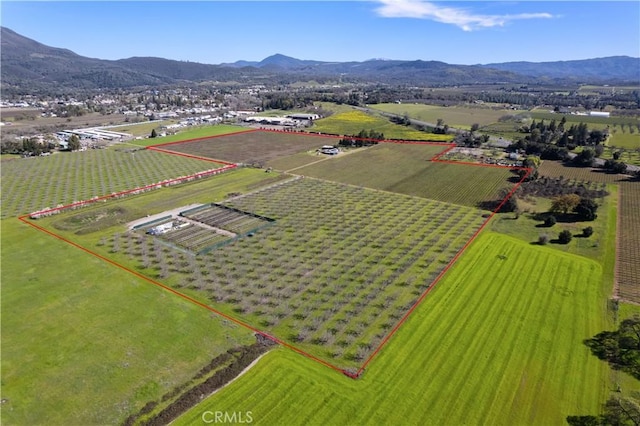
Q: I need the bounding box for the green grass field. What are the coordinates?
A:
[491,185,616,263]
[608,132,640,150]
[293,143,514,207]
[129,124,248,147]
[311,110,453,141]
[0,168,293,425]
[105,120,174,137]
[175,232,610,425]
[314,101,367,114]
[0,219,254,426]
[369,103,519,129]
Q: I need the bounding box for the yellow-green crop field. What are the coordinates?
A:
[311,110,453,141]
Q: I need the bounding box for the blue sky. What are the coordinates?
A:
[1,1,638,65]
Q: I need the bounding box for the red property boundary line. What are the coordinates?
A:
[27,163,237,218]
[18,129,531,380]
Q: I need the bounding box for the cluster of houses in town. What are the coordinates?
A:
[161,114,223,132]
[243,113,321,127]
[8,108,324,153]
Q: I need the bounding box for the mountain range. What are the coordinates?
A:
[1,26,638,95]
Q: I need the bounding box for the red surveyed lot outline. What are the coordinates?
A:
[18,129,531,379]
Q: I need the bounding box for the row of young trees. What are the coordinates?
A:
[522,118,607,147]
[338,130,385,147]
[514,118,607,153]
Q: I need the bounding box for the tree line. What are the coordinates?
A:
[338,130,385,147]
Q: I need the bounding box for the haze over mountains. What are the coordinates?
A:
[1,26,638,95]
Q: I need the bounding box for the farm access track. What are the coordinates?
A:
[18,129,531,379]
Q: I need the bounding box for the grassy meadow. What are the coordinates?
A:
[105,120,175,137]
[128,124,248,147]
[491,185,616,264]
[0,168,289,425]
[369,103,519,129]
[0,219,254,425]
[176,232,611,425]
[533,160,639,304]
[265,151,327,171]
[608,132,640,150]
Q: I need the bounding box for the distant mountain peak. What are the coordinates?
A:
[262,53,295,61]
[257,54,323,69]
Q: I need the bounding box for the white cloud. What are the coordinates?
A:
[375,0,554,31]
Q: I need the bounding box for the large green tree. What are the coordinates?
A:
[551,194,581,214]
[574,198,598,221]
[573,148,596,166]
[67,134,81,151]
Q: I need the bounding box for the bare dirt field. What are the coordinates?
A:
[151,130,333,165]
